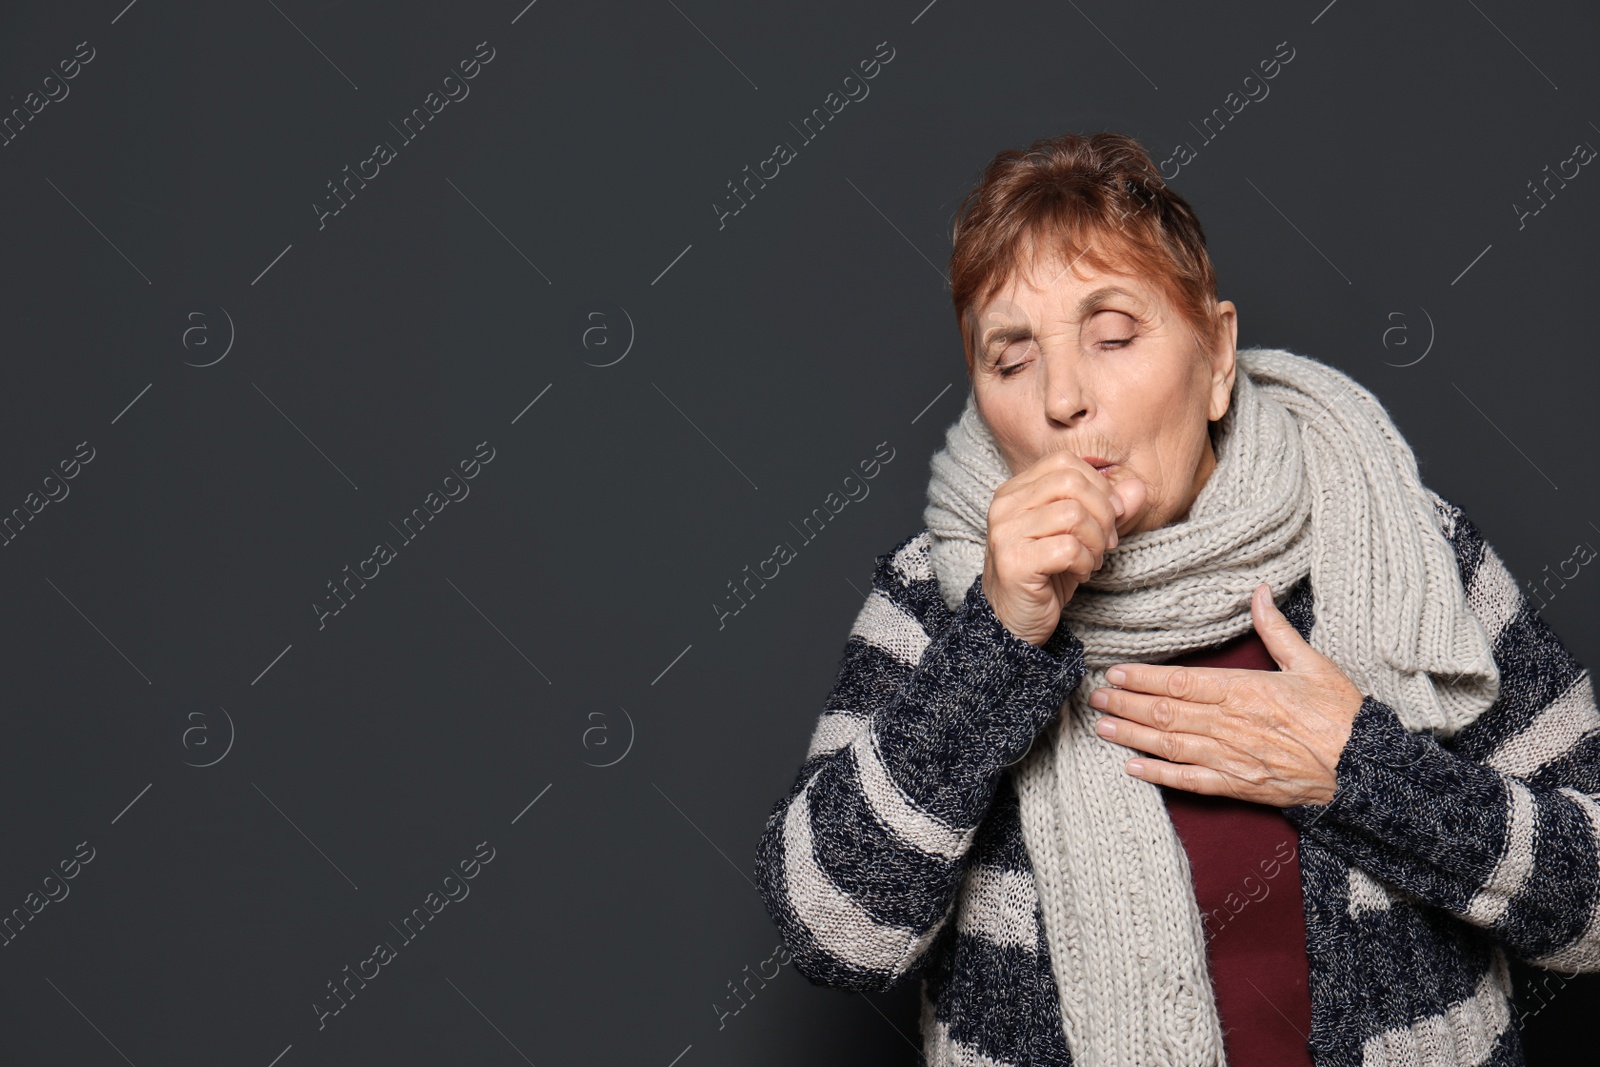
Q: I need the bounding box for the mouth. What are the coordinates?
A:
[1081,455,1119,476]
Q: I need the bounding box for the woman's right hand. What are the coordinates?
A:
[982,451,1147,646]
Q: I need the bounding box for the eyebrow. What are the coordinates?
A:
[979,285,1147,354]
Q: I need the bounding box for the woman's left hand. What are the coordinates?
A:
[1088,582,1366,807]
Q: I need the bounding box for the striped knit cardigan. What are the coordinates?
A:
[753,490,1600,1066]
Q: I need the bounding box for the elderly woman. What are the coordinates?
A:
[753,131,1600,1067]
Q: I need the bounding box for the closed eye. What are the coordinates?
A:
[994,338,1134,377]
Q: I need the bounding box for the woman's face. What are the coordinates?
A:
[970,250,1238,535]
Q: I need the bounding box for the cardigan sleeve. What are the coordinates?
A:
[753,530,1085,992]
[1283,495,1600,973]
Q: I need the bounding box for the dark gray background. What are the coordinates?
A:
[1,0,1595,1063]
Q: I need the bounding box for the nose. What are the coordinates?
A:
[1042,348,1090,426]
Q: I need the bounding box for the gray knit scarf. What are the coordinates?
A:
[922,346,1501,1067]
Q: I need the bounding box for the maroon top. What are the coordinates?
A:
[1155,627,1316,1067]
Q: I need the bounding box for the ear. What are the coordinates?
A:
[1206,300,1238,422]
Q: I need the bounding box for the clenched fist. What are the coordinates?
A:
[982,451,1148,646]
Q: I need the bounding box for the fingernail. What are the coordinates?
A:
[1112,495,1125,517]
[1107,667,1126,685]
[1109,529,1119,549]
[1095,717,1116,738]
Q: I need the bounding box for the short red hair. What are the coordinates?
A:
[949,131,1221,375]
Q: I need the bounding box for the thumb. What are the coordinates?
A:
[1252,582,1316,671]
[1112,477,1148,532]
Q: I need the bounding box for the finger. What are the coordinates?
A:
[1110,477,1148,535]
[1018,532,1099,585]
[1092,714,1217,767]
[1004,449,1115,509]
[1009,462,1120,546]
[1036,463,1120,535]
[992,493,1113,581]
[1122,755,1236,797]
[1009,446,1097,486]
[1106,662,1232,705]
[1251,582,1319,673]
[1023,497,1111,562]
[1089,685,1214,735]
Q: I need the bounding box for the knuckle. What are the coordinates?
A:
[1169,668,1192,699]
[1153,699,1175,729]
[1178,766,1204,792]
[1231,763,1268,789]
[1058,470,1091,499]
[1159,732,1184,760]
